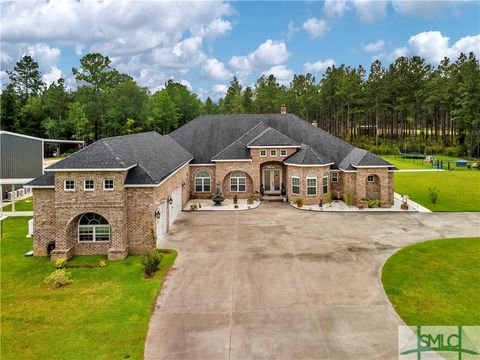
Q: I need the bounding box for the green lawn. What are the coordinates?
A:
[382,155,432,170]
[2,196,33,212]
[382,237,480,325]
[0,217,176,360]
[394,171,480,211]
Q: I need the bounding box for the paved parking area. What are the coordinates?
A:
[145,203,480,360]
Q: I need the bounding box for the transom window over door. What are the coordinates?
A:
[195,170,211,192]
[291,173,300,195]
[230,171,246,192]
[78,213,110,242]
[306,174,317,196]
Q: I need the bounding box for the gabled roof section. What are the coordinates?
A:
[247,127,300,147]
[211,140,250,161]
[339,148,393,170]
[284,144,331,165]
[25,172,54,187]
[43,132,192,185]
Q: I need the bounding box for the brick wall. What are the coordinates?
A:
[32,188,55,256]
[189,165,215,199]
[285,165,331,205]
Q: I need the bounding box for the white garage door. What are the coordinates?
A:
[169,187,182,226]
[155,201,167,248]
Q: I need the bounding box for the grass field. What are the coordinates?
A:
[382,154,479,171]
[0,217,176,360]
[394,171,480,211]
[382,237,480,325]
[1,196,33,211]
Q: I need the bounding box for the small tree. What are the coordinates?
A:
[428,187,440,208]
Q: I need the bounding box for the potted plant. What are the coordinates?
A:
[295,198,303,208]
[260,184,265,196]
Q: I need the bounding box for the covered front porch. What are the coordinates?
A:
[260,162,286,195]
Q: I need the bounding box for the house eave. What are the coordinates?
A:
[211,159,252,162]
[247,145,301,149]
[124,160,192,188]
[45,164,138,172]
[284,162,334,167]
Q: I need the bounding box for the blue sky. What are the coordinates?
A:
[1,1,479,100]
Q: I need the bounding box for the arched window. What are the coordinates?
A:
[230,171,246,192]
[195,170,211,192]
[291,172,300,195]
[78,213,110,242]
[306,173,317,196]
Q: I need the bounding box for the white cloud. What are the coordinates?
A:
[286,21,301,41]
[229,39,289,74]
[353,0,388,23]
[0,0,234,94]
[180,79,192,90]
[212,83,228,96]
[324,0,350,17]
[201,58,232,80]
[391,1,452,18]
[262,65,294,85]
[363,39,385,52]
[302,18,330,38]
[303,59,336,74]
[376,31,480,64]
[408,31,480,63]
[42,66,63,85]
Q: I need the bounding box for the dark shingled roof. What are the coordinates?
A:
[247,127,300,147]
[43,132,192,185]
[338,148,393,169]
[170,114,378,167]
[284,144,331,165]
[26,171,54,187]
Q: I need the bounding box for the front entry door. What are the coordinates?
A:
[263,167,282,194]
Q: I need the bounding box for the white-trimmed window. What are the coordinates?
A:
[270,149,277,157]
[103,179,114,190]
[291,173,300,195]
[195,170,211,192]
[323,176,329,194]
[306,173,317,196]
[78,213,110,242]
[367,175,375,182]
[230,171,246,192]
[331,172,338,182]
[84,180,94,191]
[260,149,267,157]
[64,180,75,191]
[280,149,288,157]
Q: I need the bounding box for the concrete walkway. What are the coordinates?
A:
[0,211,33,218]
[145,203,480,360]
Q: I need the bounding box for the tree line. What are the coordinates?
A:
[1,51,479,157]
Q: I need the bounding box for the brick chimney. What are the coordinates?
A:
[280,104,287,114]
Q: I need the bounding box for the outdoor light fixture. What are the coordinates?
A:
[182,181,186,189]
[168,196,173,205]
[155,209,161,219]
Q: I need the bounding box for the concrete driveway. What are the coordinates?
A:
[145,203,479,360]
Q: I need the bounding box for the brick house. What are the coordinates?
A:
[27,111,395,260]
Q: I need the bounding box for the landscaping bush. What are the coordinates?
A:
[233,194,238,205]
[54,258,67,269]
[428,187,440,208]
[344,191,355,206]
[367,199,380,208]
[247,194,255,205]
[44,269,73,288]
[142,250,163,276]
[295,198,303,207]
[234,204,239,209]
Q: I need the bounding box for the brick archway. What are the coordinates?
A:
[221,170,254,198]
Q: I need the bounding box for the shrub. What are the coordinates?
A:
[428,187,440,207]
[142,250,163,276]
[234,204,239,209]
[344,191,355,206]
[295,198,303,207]
[99,260,106,268]
[44,269,73,288]
[326,192,333,203]
[367,199,380,208]
[54,258,67,269]
[233,194,238,205]
[247,194,255,205]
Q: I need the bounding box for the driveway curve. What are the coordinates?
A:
[145,203,479,360]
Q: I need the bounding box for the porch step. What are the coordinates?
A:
[262,195,285,202]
